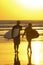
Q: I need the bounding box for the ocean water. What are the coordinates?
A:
[0,23,43,65]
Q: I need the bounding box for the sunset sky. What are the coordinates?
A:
[0,0,43,20]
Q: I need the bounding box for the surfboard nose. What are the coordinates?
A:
[4,30,12,39]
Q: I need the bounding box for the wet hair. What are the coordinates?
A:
[17,20,20,25]
[28,23,32,28]
[29,23,32,26]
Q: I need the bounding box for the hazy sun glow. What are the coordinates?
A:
[0,0,43,20]
[16,0,43,9]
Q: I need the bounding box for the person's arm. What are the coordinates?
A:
[20,26,22,30]
[11,26,14,38]
[22,29,26,38]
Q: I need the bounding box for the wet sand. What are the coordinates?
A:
[0,37,43,65]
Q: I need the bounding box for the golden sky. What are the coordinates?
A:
[0,0,43,20]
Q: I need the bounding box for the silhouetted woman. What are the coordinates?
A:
[22,23,39,54]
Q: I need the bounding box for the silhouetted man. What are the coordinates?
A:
[12,21,22,53]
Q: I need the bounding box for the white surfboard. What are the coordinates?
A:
[12,28,19,38]
[4,30,12,39]
[4,29,20,39]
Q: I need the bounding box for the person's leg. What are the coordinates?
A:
[27,39,30,52]
[30,45,32,54]
[13,39,17,53]
[17,39,20,53]
[27,40,31,53]
[27,42,30,52]
[17,44,19,53]
[14,44,17,53]
[29,40,32,54]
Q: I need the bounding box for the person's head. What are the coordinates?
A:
[28,23,32,28]
[17,21,20,25]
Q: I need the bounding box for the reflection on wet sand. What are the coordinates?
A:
[27,51,32,65]
[27,51,35,65]
[14,51,34,65]
[0,39,43,65]
[14,53,20,65]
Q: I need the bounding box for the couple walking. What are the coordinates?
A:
[12,21,39,53]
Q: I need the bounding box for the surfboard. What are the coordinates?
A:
[30,29,39,39]
[4,28,20,39]
[4,29,39,39]
[4,30,12,39]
